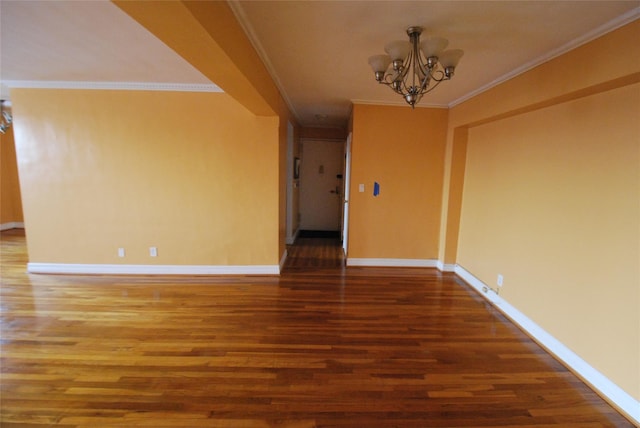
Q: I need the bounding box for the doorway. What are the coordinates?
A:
[299,140,344,234]
[286,139,345,269]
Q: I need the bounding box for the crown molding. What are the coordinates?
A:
[227,1,302,124]
[1,80,223,93]
[449,7,640,107]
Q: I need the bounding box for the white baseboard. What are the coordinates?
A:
[455,264,640,425]
[1,222,25,231]
[27,263,280,276]
[347,258,438,268]
[436,261,456,272]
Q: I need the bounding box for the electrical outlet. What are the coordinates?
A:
[497,274,504,287]
[118,248,125,258]
[149,247,158,257]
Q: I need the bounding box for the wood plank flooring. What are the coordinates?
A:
[284,237,345,269]
[0,229,634,427]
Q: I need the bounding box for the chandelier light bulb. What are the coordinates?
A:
[439,49,465,68]
[420,36,449,60]
[384,40,411,62]
[368,54,392,82]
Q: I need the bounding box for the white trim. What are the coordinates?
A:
[454,264,640,425]
[279,249,288,273]
[27,263,279,276]
[0,222,25,231]
[227,2,301,123]
[346,258,438,268]
[436,261,456,272]
[2,80,223,93]
[449,8,640,107]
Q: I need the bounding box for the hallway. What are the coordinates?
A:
[284,235,345,270]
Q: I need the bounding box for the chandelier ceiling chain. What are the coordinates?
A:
[368,26,463,108]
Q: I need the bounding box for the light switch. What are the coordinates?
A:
[359,184,365,192]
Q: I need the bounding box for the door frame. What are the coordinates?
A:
[341,133,352,256]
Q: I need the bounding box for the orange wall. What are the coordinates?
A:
[0,125,24,225]
[114,0,300,262]
[458,83,639,399]
[12,89,279,265]
[440,21,640,266]
[444,21,640,403]
[349,104,448,260]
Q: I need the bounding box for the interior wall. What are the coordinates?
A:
[440,21,640,268]
[349,104,448,260]
[114,0,299,264]
[12,89,279,266]
[441,21,640,405]
[277,103,302,259]
[458,83,639,400]
[299,127,348,141]
[0,124,24,226]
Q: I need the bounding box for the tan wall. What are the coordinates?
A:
[458,83,639,399]
[12,89,279,266]
[445,21,640,401]
[0,125,24,225]
[115,0,301,262]
[440,21,640,266]
[349,104,448,259]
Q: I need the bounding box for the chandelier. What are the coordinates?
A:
[0,100,12,134]
[368,26,463,108]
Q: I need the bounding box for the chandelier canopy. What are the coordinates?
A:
[368,26,463,108]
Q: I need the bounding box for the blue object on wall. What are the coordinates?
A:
[373,182,380,197]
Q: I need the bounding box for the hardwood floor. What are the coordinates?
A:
[0,229,634,427]
[284,237,345,269]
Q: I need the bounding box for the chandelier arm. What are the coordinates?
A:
[412,31,425,94]
[421,77,445,95]
[427,68,447,83]
[415,44,430,80]
[415,68,447,97]
[380,59,411,96]
[409,40,419,91]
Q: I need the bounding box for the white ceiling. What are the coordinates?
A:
[0,1,215,97]
[1,1,638,128]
